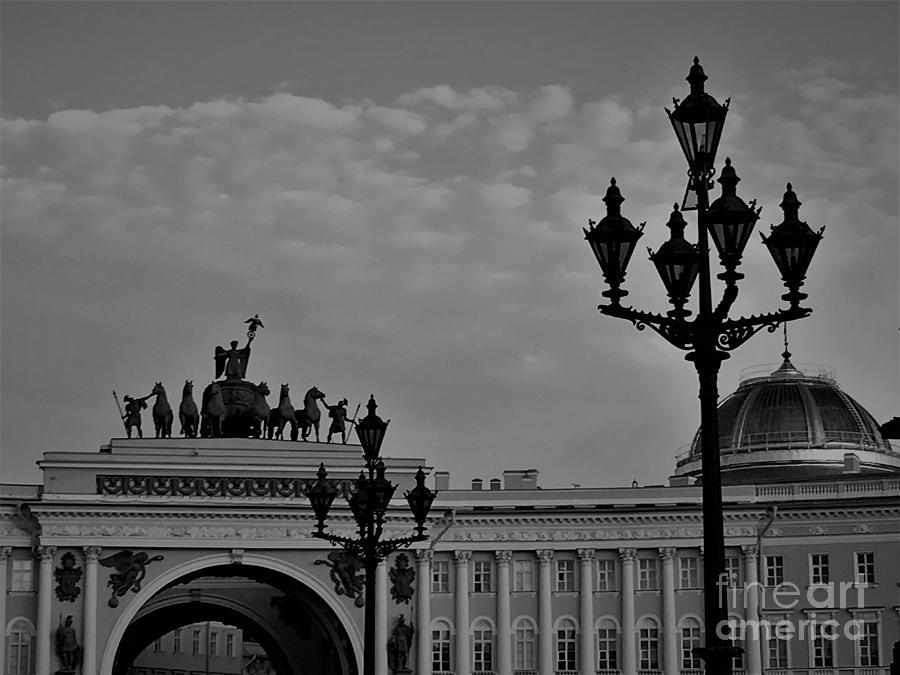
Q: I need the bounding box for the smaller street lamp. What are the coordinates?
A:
[706,158,761,284]
[650,204,700,319]
[305,395,436,675]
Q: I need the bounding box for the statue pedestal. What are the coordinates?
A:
[391,669,412,675]
[216,380,262,438]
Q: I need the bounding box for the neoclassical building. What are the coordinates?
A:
[2,355,899,675]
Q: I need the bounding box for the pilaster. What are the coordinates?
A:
[743,544,761,675]
[495,550,513,675]
[83,546,102,675]
[660,547,678,675]
[455,550,472,675]
[578,548,596,675]
[415,549,433,675]
[36,545,56,675]
[619,547,637,675]
[537,549,554,675]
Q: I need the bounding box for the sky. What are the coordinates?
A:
[1,1,898,490]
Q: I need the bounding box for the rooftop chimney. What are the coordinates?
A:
[842,453,861,474]
[434,471,450,491]
[489,478,501,491]
[471,478,483,491]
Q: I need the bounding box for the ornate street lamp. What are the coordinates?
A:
[305,395,436,675]
[587,58,822,675]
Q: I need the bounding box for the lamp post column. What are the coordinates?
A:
[455,550,471,675]
[415,549,433,675]
[496,551,513,675]
[537,550,554,675]
[376,559,389,675]
[363,551,378,675]
[619,548,637,675]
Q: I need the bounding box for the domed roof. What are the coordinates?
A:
[674,350,899,484]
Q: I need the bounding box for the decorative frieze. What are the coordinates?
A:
[97,474,354,498]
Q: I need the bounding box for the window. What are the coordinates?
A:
[810,554,830,585]
[812,622,834,667]
[596,621,618,670]
[208,631,218,656]
[768,635,788,668]
[173,628,182,653]
[639,621,659,670]
[855,552,875,585]
[153,637,163,652]
[473,560,492,592]
[680,620,702,669]
[432,560,450,593]
[556,619,577,671]
[638,558,657,590]
[7,618,35,675]
[513,619,536,670]
[679,556,699,588]
[513,559,534,591]
[11,558,34,592]
[725,556,741,587]
[431,620,451,672]
[225,633,235,657]
[192,629,201,655]
[765,555,784,586]
[596,559,616,591]
[472,620,493,672]
[858,621,879,666]
[556,559,575,591]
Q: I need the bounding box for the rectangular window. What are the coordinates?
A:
[597,628,618,669]
[768,636,788,668]
[725,555,741,587]
[859,622,879,666]
[431,560,449,593]
[208,631,218,656]
[812,624,834,667]
[514,623,536,670]
[431,626,451,671]
[472,625,493,671]
[173,629,182,654]
[596,559,616,591]
[192,630,201,656]
[556,559,575,591]
[855,551,875,585]
[765,555,784,586]
[810,553,830,585]
[11,558,34,592]
[556,625,577,671]
[681,626,702,669]
[472,560,492,592]
[637,558,658,590]
[225,633,235,657]
[513,559,534,592]
[639,627,659,670]
[679,556,699,588]
[153,637,162,652]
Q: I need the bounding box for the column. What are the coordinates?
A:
[578,549,596,675]
[537,549,554,675]
[36,546,56,675]
[495,551,512,675]
[660,547,678,675]
[743,545,761,675]
[454,551,471,675]
[415,550,433,675]
[619,548,637,675]
[83,546,102,675]
[376,560,389,675]
[0,547,10,671]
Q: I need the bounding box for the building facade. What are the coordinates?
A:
[2,359,899,675]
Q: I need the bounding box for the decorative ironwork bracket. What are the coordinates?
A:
[599,304,694,351]
[312,530,426,563]
[718,306,811,352]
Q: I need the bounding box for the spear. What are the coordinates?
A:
[344,402,361,444]
[112,390,128,432]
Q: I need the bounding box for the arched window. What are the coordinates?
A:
[679,617,703,669]
[472,619,493,672]
[7,618,35,675]
[513,618,536,671]
[431,619,452,673]
[556,618,577,672]
[596,617,618,670]
[638,617,660,670]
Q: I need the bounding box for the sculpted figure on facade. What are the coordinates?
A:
[99,549,165,607]
[215,339,252,381]
[55,615,81,672]
[387,614,414,673]
[314,550,365,607]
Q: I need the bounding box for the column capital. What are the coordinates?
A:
[37,545,56,561]
[741,544,759,558]
[618,547,637,562]
[659,547,677,561]
[495,550,512,564]
[0,546,11,563]
[83,546,103,562]
[454,550,472,564]
[414,549,433,565]
[536,549,554,565]
[577,548,595,562]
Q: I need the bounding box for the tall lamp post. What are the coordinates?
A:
[306,395,437,675]
[584,57,823,675]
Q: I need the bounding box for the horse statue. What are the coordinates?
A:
[295,386,326,442]
[179,380,199,438]
[267,384,297,441]
[200,382,226,438]
[151,382,173,438]
[248,381,270,439]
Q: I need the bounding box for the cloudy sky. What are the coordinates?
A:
[2,1,897,489]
